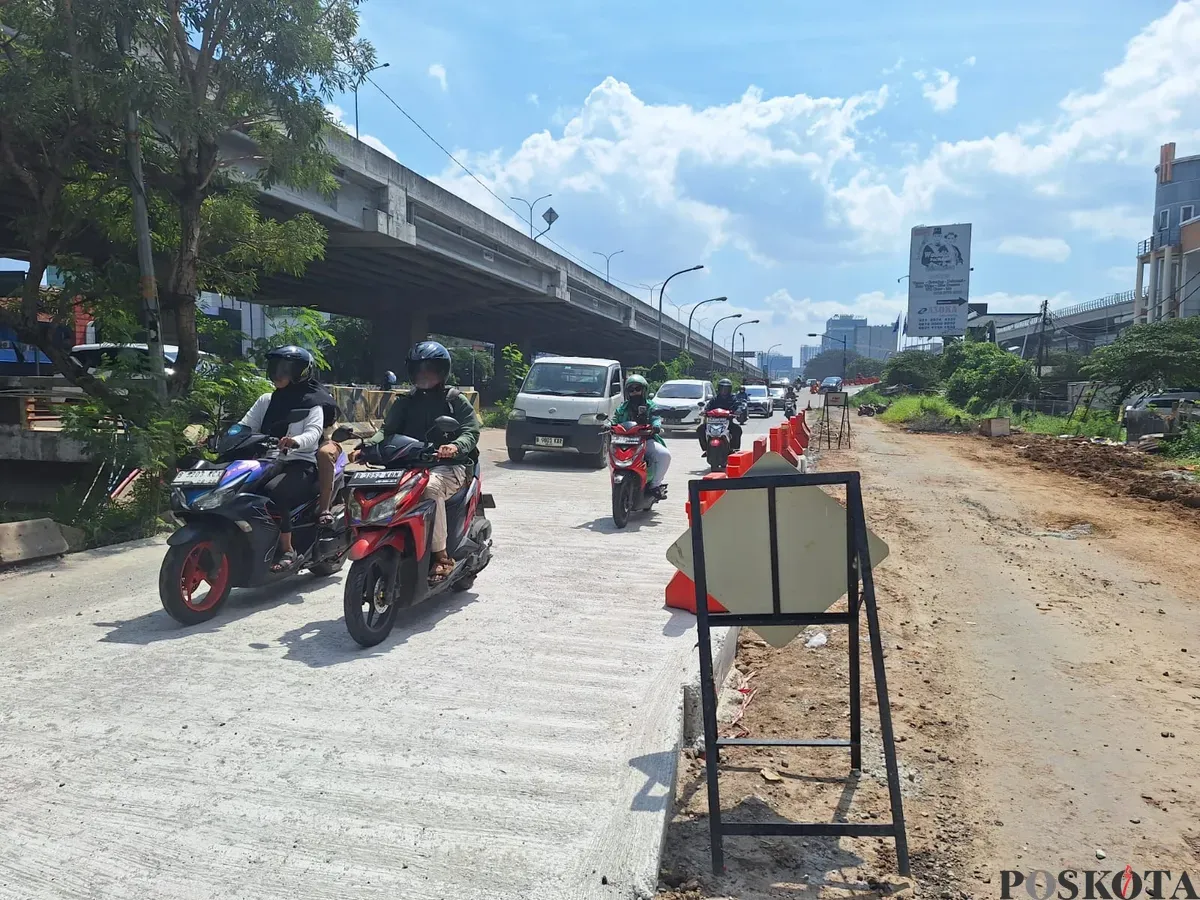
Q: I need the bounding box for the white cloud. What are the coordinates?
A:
[428,63,448,91]
[435,76,889,265]
[324,103,398,159]
[527,92,540,107]
[915,69,959,112]
[974,291,1073,313]
[963,56,977,67]
[883,57,905,75]
[1067,205,1148,241]
[997,235,1072,262]
[1107,265,1135,284]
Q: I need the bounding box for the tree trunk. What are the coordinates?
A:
[164,189,203,397]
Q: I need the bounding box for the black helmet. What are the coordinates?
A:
[266,345,314,384]
[717,378,733,395]
[383,370,397,386]
[406,340,452,387]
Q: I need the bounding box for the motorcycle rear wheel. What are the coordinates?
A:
[344,554,401,647]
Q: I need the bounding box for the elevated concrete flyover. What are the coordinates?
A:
[230,130,758,376]
[994,291,1136,357]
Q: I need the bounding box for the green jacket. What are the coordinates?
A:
[612,399,665,447]
[363,387,481,461]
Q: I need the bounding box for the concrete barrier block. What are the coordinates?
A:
[57,523,87,553]
[0,518,69,566]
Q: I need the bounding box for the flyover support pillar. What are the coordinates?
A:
[371,310,429,381]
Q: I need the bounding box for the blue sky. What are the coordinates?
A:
[332,0,1198,359]
[6,1,1193,360]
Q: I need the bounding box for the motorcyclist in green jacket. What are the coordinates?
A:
[610,374,670,499]
[350,341,480,583]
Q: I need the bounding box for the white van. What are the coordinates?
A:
[505,355,623,466]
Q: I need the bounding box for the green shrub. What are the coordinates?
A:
[878,395,975,432]
[882,350,941,390]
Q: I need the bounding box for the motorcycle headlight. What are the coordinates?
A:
[509,407,527,421]
[190,474,248,511]
[360,479,422,525]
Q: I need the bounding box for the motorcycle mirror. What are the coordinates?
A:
[432,415,460,436]
[330,425,354,443]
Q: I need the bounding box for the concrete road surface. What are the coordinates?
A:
[0,420,784,900]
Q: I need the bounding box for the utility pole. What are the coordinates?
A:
[116,22,166,401]
[1035,298,1050,377]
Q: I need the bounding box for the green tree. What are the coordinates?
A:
[944,342,1037,412]
[323,315,373,383]
[448,348,494,387]
[249,307,336,371]
[803,348,856,381]
[882,349,942,390]
[848,356,885,379]
[1083,318,1200,409]
[0,0,373,401]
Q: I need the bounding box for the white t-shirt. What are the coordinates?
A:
[237,392,324,466]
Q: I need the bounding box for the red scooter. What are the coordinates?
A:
[606,407,666,528]
[342,416,495,647]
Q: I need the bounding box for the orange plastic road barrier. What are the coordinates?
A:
[768,428,783,455]
[664,570,728,615]
[777,423,799,466]
[752,437,767,461]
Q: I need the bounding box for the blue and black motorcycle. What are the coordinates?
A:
[159,418,352,625]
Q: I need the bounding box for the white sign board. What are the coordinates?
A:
[907,224,971,337]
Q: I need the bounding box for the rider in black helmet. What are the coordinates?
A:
[237,346,338,573]
[352,340,481,584]
[698,377,743,453]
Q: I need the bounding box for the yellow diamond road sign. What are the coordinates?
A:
[665,452,889,648]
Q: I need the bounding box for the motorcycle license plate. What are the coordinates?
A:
[350,469,405,486]
[535,436,564,447]
[173,467,225,487]
[611,436,642,446]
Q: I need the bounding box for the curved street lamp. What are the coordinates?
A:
[592,249,623,284]
[355,62,391,139]
[809,331,849,379]
[731,319,759,371]
[709,313,742,372]
[686,296,727,354]
[764,342,781,380]
[657,265,704,363]
[511,193,552,239]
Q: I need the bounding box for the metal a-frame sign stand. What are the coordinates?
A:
[689,470,909,876]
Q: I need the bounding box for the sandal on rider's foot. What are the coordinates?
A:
[428,557,454,584]
[271,549,298,574]
[317,511,334,527]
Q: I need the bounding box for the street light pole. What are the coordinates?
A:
[592,249,623,283]
[658,265,704,364]
[764,342,781,380]
[709,313,742,372]
[511,193,552,239]
[731,319,759,373]
[686,296,726,355]
[354,62,391,139]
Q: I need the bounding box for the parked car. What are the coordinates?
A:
[70,343,216,378]
[743,384,773,417]
[768,386,786,410]
[652,378,714,432]
[1126,389,1200,412]
[505,355,623,467]
[819,376,844,394]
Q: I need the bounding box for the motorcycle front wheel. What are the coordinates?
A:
[159,539,232,626]
[343,553,401,647]
[612,478,634,529]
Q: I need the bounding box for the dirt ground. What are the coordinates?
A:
[655,418,1200,900]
